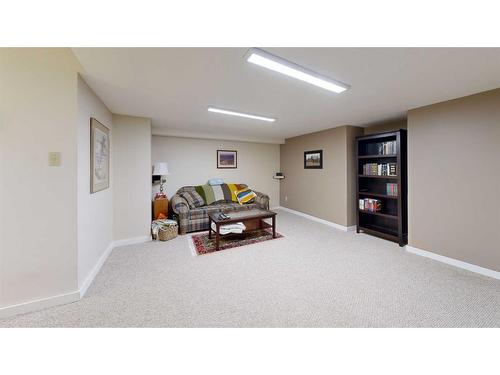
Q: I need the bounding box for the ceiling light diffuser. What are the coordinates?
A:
[207,106,276,122]
[245,48,350,94]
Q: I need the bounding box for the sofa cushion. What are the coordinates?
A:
[179,190,205,209]
[188,202,258,221]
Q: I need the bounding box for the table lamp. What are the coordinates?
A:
[153,162,169,194]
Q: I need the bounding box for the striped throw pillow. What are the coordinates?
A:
[179,190,205,208]
[235,187,257,205]
[226,183,247,202]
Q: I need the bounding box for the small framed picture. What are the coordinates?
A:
[217,150,237,169]
[304,150,323,169]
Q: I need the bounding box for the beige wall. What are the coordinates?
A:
[280,125,363,226]
[77,76,114,289]
[0,49,81,308]
[0,50,155,315]
[151,136,281,208]
[364,118,407,135]
[346,126,364,225]
[113,115,152,241]
[408,88,500,271]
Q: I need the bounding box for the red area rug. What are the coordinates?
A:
[190,228,284,255]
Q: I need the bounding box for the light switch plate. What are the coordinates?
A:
[48,152,61,167]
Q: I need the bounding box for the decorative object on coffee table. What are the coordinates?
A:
[208,209,277,251]
[304,150,323,169]
[217,150,237,169]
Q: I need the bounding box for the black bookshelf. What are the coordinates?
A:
[355,130,407,246]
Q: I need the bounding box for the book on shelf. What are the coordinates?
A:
[376,140,397,155]
[362,162,397,176]
[386,183,398,196]
[359,198,382,213]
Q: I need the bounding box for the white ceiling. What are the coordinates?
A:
[73,48,500,144]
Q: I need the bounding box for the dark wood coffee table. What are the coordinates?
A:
[208,209,277,251]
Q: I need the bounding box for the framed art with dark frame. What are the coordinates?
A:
[217,150,237,169]
[304,150,323,169]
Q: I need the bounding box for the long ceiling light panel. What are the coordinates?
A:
[245,48,350,94]
[207,106,276,122]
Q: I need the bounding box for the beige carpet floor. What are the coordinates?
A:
[1,209,499,327]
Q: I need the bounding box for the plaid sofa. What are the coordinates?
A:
[171,185,270,234]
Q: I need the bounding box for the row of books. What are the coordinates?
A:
[386,183,398,197]
[362,163,397,176]
[359,198,382,212]
[376,141,397,155]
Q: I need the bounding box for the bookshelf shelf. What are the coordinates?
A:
[356,130,408,246]
[358,175,398,179]
[358,225,399,242]
[358,192,398,199]
[358,154,397,159]
[359,210,398,220]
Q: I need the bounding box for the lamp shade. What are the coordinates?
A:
[153,162,169,176]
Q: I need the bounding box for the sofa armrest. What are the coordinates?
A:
[171,194,191,234]
[253,190,270,210]
[171,194,190,215]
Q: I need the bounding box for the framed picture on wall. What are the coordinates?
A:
[217,150,237,169]
[90,118,110,193]
[304,150,323,169]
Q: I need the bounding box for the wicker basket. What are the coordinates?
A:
[158,224,178,241]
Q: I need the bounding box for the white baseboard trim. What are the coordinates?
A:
[0,290,80,319]
[406,245,500,280]
[79,242,114,299]
[79,236,151,298]
[0,235,152,319]
[275,206,355,232]
[112,235,151,248]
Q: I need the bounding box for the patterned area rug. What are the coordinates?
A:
[191,228,284,255]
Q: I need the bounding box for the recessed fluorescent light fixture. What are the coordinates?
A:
[245,48,350,94]
[207,106,276,122]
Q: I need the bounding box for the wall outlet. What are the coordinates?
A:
[48,152,61,167]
